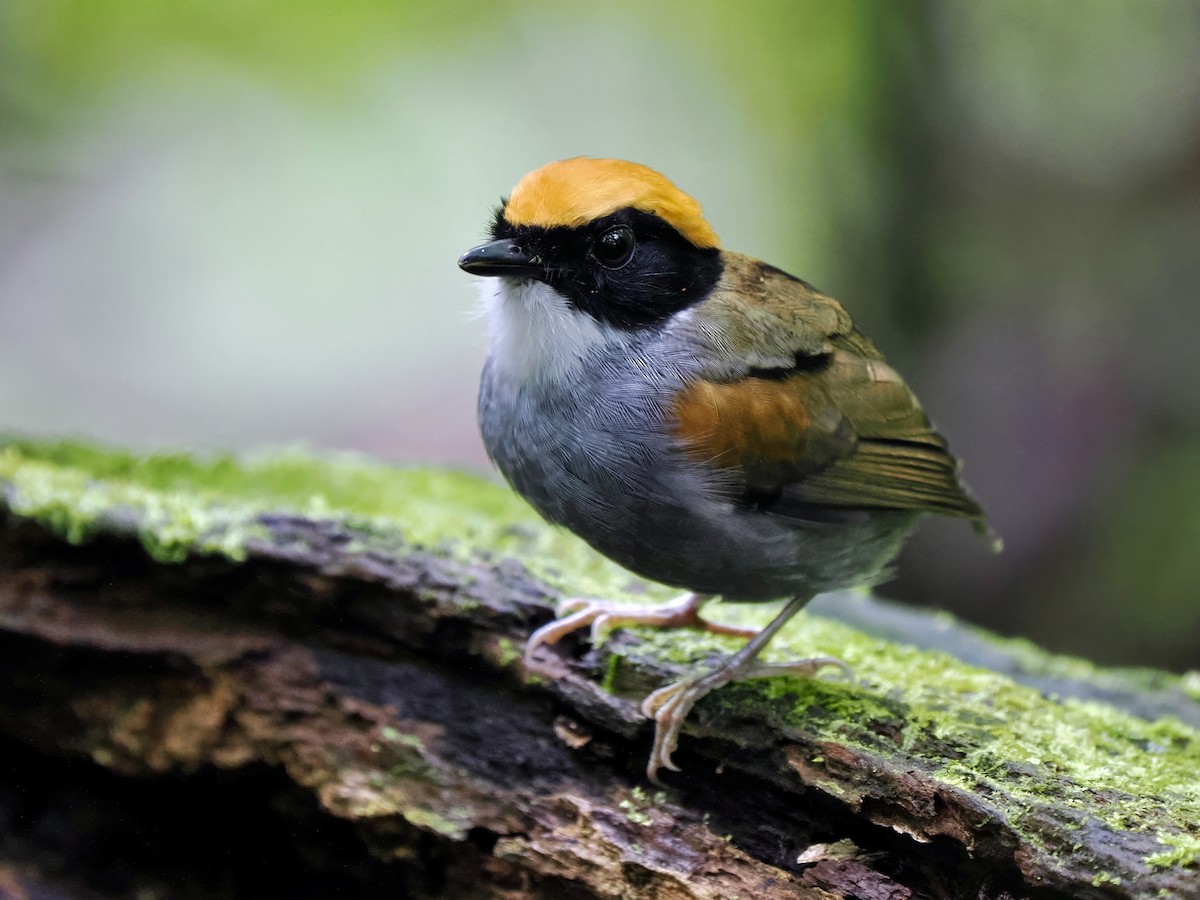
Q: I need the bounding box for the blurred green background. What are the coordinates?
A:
[2,1,1198,669]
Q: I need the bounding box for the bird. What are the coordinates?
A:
[459,157,990,783]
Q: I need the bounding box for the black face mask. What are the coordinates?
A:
[489,207,724,331]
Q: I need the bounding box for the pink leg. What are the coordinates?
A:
[523,592,758,673]
[639,596,852,783]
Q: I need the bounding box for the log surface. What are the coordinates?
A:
[0,439,1197,899]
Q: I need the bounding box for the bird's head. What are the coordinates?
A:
[460,158,725,377]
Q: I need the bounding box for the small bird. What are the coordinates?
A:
[460,158,989,782]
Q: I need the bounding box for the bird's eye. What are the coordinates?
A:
[592,225,635,269]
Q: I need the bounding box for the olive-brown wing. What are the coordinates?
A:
[675,256,983,520]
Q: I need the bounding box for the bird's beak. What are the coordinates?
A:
[458,239,542,278]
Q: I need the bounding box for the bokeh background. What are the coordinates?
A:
[2,1,1198,670]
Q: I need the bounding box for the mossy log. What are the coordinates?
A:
[0,439,1197,899]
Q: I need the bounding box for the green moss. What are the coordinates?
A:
[697,611,1200,862]
[1183,671,1200,702]
[617,786,666,827]
[378,727,424,752]
[619,603,1200,858]
[960,625,1185,697]
[1145,830,1200,870]
[618,798,653,827]
[495,637,522,669]
[403,807,470,839]
[0,437,643,599]
[3,436,1199,866]
[601,651,623,694]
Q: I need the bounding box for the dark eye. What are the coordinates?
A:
[592,225,635,268]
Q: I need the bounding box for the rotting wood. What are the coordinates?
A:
[0,441,1198,899]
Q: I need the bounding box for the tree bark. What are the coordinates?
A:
[0,440,1197,899]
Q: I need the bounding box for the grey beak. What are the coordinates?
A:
[458,239,542,277]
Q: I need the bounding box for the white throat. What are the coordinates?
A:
[478,277,631,383]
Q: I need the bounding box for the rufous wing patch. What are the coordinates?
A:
[671,358,983,519]
[670,375,847,479]
[672,252,986,521]
[504,158,720,249]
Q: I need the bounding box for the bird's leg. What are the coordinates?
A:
[523,592,759,673]
[639,595,851,783]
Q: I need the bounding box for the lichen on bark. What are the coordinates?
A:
[1,436,1198,899]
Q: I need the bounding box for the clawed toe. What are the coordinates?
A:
[524,591,854,784]
[639,653,854,782]
[640,667,734,782]
[554,597,592,617]
[523,600,600,672]
[740,656,855,684]
[523,593,721,673]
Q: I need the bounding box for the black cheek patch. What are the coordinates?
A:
[584,242,722,329]
[557,209,723,330]
[485,208,724,331]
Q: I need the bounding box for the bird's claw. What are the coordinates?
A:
[523,599,602,673]
[640,655,853,783]
[641,669,732,782]
[523,593,729,673]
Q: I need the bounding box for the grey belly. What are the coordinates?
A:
[478,359,918,602]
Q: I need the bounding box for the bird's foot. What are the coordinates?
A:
[523,592,756,674]
[640,655,853,783]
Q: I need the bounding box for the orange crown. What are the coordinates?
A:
[503,158,720,250]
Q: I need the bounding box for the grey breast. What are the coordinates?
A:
[478,341,918,602]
